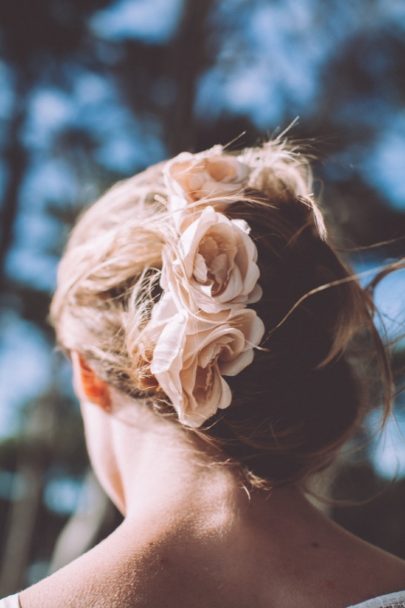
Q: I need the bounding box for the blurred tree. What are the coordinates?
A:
[0,0,114,281]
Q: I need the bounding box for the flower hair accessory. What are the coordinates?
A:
[138,147,265,428]
[164,147,251,229]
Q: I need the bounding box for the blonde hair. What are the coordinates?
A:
[51,140,392,487]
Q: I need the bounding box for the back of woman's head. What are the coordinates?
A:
[51,140,389,488]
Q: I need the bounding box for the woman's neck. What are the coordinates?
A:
[108,395,322,549]
[110,398,243,529]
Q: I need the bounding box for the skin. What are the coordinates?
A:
[20,354,405,608]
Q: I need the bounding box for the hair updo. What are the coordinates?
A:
[50,140,391,488]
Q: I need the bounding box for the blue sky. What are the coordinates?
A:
[90,0,184,44]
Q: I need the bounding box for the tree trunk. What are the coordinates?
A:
[165,0,215,154]
[0,457,44,594]
[0,75,29,285]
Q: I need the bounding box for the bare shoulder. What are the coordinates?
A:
[18,519,229,608]
[18,513,405,608]
[19,521,172,608]
[354,532,405,586]
[318,520,405,607]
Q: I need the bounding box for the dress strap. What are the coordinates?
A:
[348,590,405,607]
[0,594,20,608]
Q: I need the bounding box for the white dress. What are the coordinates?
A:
[348,591,405,607]
[0,595,20,608]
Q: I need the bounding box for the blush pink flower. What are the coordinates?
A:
[145,293,265,427]
[164,150,250,227]
[132,149,265,427]
[161,205,262,314]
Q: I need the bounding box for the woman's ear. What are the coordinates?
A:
[71,352,111,412]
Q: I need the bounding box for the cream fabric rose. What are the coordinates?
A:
[161,205,262,314]
[133,148,265,427]
[164,149,250,227]
[145,293,265,428]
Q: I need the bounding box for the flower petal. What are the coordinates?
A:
[150,310,187,402]
[220,348,254,376]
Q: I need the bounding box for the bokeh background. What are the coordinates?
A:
[0,0,405,594]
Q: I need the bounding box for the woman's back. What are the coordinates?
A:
[18,479,405,607]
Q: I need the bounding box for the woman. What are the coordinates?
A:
[3,141,405,607]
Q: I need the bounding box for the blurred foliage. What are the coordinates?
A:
[0,0,404,594]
